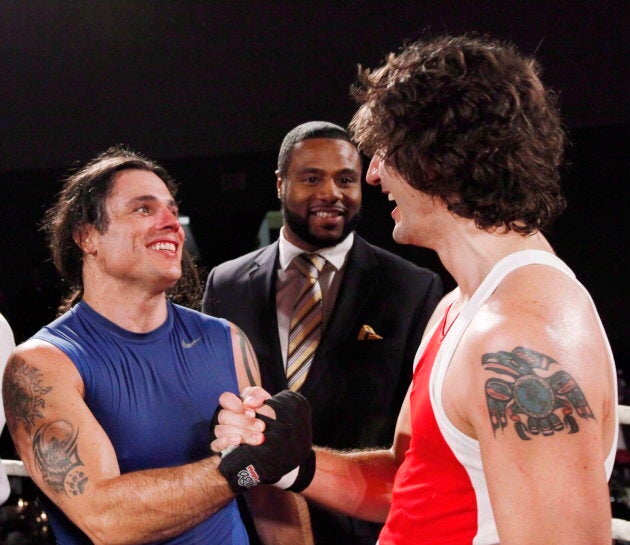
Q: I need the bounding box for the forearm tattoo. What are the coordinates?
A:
[3,356,88,496]
[482,346,594,440]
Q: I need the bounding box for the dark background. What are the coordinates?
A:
[0,2,627,358]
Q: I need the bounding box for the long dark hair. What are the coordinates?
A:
[43,145,201,312]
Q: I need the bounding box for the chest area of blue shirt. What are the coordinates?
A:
[82,331,236,472]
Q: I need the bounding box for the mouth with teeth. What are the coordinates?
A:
[305,207,346,236]
[387,193,399,219]
[149,241,178,254]
[309,208,346,231]
[312,210,344,219]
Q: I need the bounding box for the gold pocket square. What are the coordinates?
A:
[358,324,383,341]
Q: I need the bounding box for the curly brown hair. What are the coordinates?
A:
[44,145,201,312]
[350,34,567,234]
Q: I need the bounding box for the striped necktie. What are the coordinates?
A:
[286,253,326,391]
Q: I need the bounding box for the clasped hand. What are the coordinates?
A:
[212,386,274,453]
[212,387,316,493]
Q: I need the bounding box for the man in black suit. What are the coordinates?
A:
[202,121,442,545]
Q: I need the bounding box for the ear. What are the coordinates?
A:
[275,170,283,199]
[73,224,97,256]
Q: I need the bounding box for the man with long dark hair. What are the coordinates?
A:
[3,146,312,544]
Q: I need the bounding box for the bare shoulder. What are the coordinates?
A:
[4,339,83,390]
[447,265,615,442]
[4,339,82,386]
[483,265,611,375]
[3,340,83,436]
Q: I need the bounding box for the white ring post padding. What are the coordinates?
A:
[2,458,29,477]
[619,405,630,426]
[612,517,630,541]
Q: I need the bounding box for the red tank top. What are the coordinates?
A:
[379,312,478,545]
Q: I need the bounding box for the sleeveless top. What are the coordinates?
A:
[33,301,249,545]
[379,250,618,545]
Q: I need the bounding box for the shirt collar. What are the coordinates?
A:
[278,227,354,272]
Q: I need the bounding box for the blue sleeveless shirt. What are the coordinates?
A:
[32,301,249,545]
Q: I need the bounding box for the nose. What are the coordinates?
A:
[366,155,382,186]
[318,177,343,201]
[156,205,181,232]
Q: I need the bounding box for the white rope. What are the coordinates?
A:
[2,458,29,477]
[612,517,630,541]
[619,404,630,425]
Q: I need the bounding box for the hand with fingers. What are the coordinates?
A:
[211,387,273,453]
[211,388,316,493]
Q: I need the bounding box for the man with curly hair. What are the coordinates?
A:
[213,35,618,545]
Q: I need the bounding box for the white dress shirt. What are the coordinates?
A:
[0,313,16,504]
[276,228,354,368]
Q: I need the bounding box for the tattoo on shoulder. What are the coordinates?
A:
[34,420,88,496]
[482,346,595,441]
[235,327,257,387]
[3,357,52,435]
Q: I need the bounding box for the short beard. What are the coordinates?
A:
[282,205,360,249]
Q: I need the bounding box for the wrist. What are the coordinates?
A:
[273,449,316,492]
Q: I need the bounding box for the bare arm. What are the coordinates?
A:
[2,341,234,545]
[302,385,411,522]
[228,324,314,545]
[229,321,261,392]
[246,486,314,545]
[452,272,615,545]
[214,384,412,523]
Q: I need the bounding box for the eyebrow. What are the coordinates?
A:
[297,167,360,176]
[127,195,179,208]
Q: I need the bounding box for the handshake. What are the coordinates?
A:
[212,389,315,494]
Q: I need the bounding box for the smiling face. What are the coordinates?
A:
[366,155,446,249]
[80,169,185,294]
[278,138,362,251]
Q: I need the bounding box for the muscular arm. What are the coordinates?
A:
[451,273,616,545]
[302,385,411,522]
[2,341,235,545]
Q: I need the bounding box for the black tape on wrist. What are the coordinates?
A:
[286,449,316,492]
[218,390,313,493]
[218,445,265,492]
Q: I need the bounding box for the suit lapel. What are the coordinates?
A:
[249,243,287,393]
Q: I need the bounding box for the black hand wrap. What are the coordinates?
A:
[218,390,313,493]
[273,448,316,492]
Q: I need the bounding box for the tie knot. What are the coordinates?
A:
[294,253,326,279]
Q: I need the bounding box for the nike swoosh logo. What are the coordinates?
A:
[181,337,202,349]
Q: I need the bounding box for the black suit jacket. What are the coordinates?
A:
[203,235,443,544]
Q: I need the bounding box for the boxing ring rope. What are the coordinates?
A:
[2,457,28,477]
[3,406,630,541]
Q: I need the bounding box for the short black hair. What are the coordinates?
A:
[277,121,355,177]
